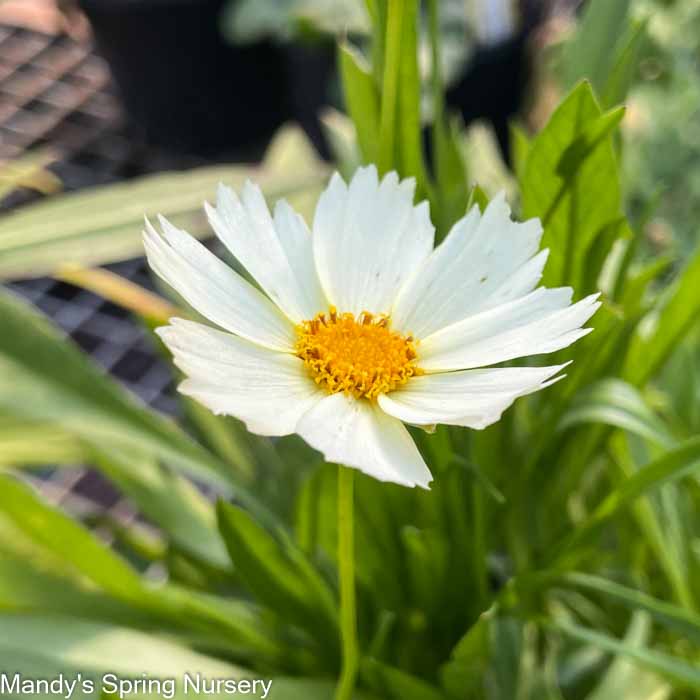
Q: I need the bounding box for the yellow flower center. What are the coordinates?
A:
[295,307,422,399]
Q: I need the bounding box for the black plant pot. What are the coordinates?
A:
[282,40,335,161]
[78,0,290,158]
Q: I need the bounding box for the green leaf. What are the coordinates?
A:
[181,397,256,483]
[0,549,159,628]
[0,126,328,280]
[0,417,83,469]
[339,43,381,165]
[562,0,632,96]
[426,0,467,237]
[554,619,700,690]
[581,218,631,297]
[442,610,537,700]
[0,474,145,601]
[267,678,378,700]
[362,658,447,700]
[561,572,700,645]
[452,455,505,505]
[0,150,61,199]
[558,378,675,448]
[624,247,700,385]
[0,493,280,663]
[486,615,525,700]
[440,606,493,698]
[0,613,251,695]
[295,462,337,557]
[295,464,416,613]
[601,20,648,109]
[0,614,334,698]
[521,82,623,292]
[216,501,338,657]
[466,184,489,214]
[607,433,694,609]
[551,436,700,562]
[154,584,284,663]
[556,106,625,178]
[619,255,673,313]
[401,526,449,618]
[0,546,275,661]
[92,447,229,569]
[584,612,670,700]
[0,288,275,527]
[394,0,428,194]
[510,122,532,181]
[377,0,404,174]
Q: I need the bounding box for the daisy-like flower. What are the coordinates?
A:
[144,166,599,489]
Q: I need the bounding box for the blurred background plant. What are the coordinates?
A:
[2,1,700,699]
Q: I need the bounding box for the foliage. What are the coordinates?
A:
[556,0,700,256]
[620,0,700,255]
[1,1,700,699]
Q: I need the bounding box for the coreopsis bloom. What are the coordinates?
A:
[144,166,599,489]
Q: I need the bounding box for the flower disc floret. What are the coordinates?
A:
[295,307,422,399]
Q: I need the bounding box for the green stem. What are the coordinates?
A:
[336,465,359,700]
[378,0,403,173]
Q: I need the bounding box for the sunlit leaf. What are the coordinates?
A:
[0,150,61,199]
[562,0,632,96]
[521,82,623,293]
[56,264,178,326]
[339,43,381,165]
[558,379,675,448]
[0,417,83,469]
[0,127,328,280]
[0,614,251,697]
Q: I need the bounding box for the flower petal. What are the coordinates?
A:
[418,289,600,372]
[392,193,544,338]
[144,216,295,352]
[378,364,567,429]
[158,319,323,436]
[205,182,326,323]
[296,393,433,488]
[312,167,434,317]
[273,198,328,316]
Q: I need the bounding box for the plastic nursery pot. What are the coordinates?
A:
[78,0,290,157]
[281,40,336,161]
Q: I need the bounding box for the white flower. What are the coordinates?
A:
[144,166,599,489]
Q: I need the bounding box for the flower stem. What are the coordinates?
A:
[336,465,358,700]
